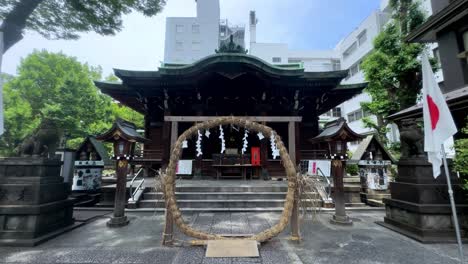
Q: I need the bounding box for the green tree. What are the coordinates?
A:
[360,0,430,143]
[454,119,468,178]
[0,0,166,53]
[0,50,144,155]
[0,84,37,156]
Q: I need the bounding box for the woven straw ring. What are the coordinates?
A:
[164,116,297,242]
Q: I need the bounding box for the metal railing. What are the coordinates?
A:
[316,167,332,200]
[129,167,145,201]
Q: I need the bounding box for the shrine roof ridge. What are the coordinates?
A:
[110,53,350,80]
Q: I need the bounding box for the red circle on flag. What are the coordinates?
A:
[427,95,440,130]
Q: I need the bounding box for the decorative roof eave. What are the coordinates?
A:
[388,86,468,121]
[94,81,146,114]
[157,53,306,78]
[334,83,368,91]
[349,135,396,164]
[406,0,468,43]
[75,136,113,166]
[96,119,149,143]
[309,118,364,144]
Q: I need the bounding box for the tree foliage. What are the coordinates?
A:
[454,119,468,178]
[360,0,431,143]
[0,0,166,53]
[0,50,143,156]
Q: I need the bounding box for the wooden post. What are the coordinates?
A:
[330,160,352,225]
[107,159,130,227]
[163,121,178,246]
[288,121,301,241]
[161,118,172,170]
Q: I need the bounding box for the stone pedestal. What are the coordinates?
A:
[0,158,75,246]
[381,158,468,243]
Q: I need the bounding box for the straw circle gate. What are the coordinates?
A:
[163,116,298,242]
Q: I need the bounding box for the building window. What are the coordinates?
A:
[176,25,184,33]
[192,24,200,34]
[288,59,301,63]
[462,30,468,63]
[332,59,341,71]
[332,107,342,118]
[176,41,184,51]
[433,48,440,63]
[347,108,368,122]
[343,42,357,59]
[192,41,201,51]
[358,30,367,46]
[272,57,282,63]
[347,62,360,79]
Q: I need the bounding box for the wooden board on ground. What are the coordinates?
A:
[205,240,259,258]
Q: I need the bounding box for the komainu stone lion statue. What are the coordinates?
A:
[398,118,425,158]
[18,119,62,158]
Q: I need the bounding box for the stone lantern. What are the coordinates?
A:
[310,118,363,225]
[96,119,149,227]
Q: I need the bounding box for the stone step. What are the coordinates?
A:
[167,186,289,193]
[138,199,322,209]
[343,177,361,184]
[366,199,385,207]
[143,192,297,200]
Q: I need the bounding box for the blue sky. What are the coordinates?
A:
[2,0,381,76]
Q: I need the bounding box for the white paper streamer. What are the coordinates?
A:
[219,125,226,154]
[196,130,203,157]
[241,129,249,154]
[270,132,280,159]
[205,129,210,138]
[182,140,188,149]
[257,132,265,140]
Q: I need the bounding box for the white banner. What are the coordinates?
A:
[176,160,193,175]
[307,160,331,177]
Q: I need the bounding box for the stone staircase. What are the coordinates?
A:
[136,181,322,212]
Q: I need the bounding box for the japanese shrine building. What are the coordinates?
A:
[95,53,366,178]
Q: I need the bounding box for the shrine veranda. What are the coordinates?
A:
[95,53,366,176]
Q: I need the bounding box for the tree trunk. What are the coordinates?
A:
[0,0,44,53]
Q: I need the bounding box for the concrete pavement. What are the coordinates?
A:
[0,210,465,264]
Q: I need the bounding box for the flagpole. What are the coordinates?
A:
[441,144,464,263]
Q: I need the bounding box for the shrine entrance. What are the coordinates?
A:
[165,116,301,180]
[161,116,300,246]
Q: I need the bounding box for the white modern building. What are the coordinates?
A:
[249,11,340,73]
[164,0,244,64]
[163,0,445,151]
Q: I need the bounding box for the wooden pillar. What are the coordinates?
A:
[107,159,130,227]
[163,121,178,246]
[330,160,352,225]
[295,122,301,165]
[259,107,270,180]
[288,122,296,164]
[161,118,172,170]
[288,121,301,241]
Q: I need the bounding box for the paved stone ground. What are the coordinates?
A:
[0,210,466,264]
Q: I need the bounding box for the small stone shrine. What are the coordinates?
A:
[349,135,395,207]
[0,158,75,246]
[73,136,112,192]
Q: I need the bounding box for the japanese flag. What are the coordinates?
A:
[421,53,457,178]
